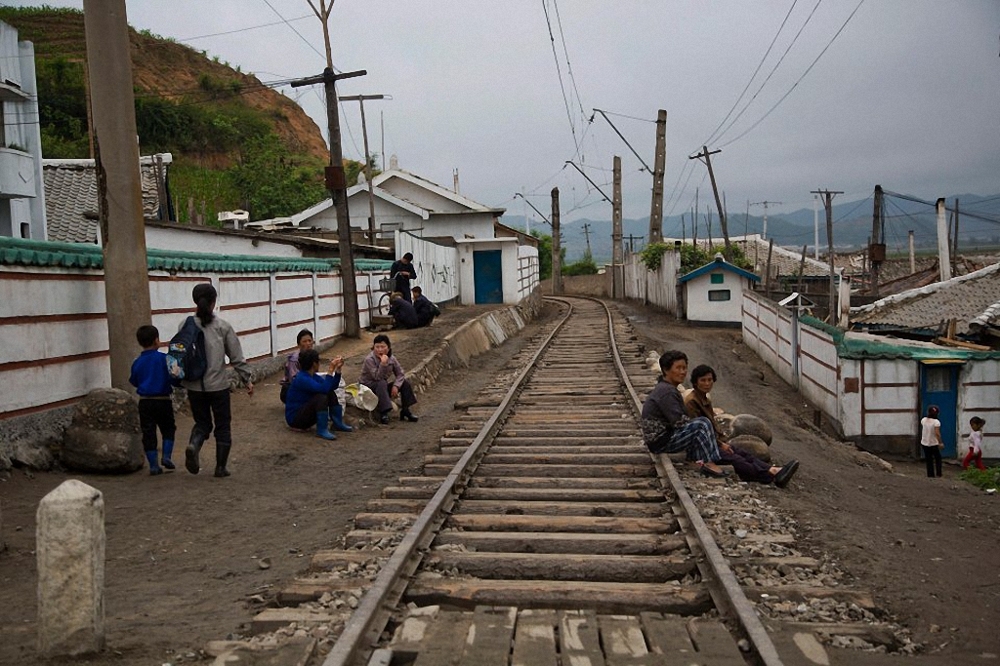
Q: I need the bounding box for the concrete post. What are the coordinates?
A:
[36,480,105,657]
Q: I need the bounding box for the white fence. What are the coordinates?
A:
[622,248,679,313]
[0,245,391,421]
[517,245,540,302]
[394,231,460,304]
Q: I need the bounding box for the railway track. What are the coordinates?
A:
[235,296,908,666]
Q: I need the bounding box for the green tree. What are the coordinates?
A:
[563,250,598,276]
[227,132,327,220]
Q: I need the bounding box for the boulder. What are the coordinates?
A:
[728,434,771,462]
[731,414,772,445]
[61,389,144,474]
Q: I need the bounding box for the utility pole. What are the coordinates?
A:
[551,187,563,295]
[909,230,916,274]
[750,200,783,241]
[582,223,592,257]
[952,198,960,274]
[297,0,365,337]
[648,109,667,245]
[936,198,951,282]
[340,94,386,244]
[813,194,820,259]
[612,155,623,299]
[812,189,843,326]
[83,0,151,390]
[689,146,731,258]
[870,185,884,296]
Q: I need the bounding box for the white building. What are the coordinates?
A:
[679,254,760,325]
[0,21,46,240]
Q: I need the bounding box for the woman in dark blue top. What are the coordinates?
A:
[285,349,344,440]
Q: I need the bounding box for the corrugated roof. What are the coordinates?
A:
[0,236,393,273]
[850,262,1000,336]
[43,158,165,244]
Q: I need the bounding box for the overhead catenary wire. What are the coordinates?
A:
[542,0,580,155]
[258,0,329,67]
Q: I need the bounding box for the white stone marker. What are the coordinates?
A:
[36,479,105,657]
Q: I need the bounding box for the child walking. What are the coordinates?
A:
[920,405,944,478]
[129,325,176,475]
[963,416,987,471]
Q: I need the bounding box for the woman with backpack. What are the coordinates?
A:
[181,283,254,478]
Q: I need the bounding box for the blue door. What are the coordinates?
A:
[919,362,961,458]
[474,250,503,304]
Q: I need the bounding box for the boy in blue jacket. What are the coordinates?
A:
[129,325,176,475]
[285,349,345,441]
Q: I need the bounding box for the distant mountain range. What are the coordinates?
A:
[501,192,1000,263]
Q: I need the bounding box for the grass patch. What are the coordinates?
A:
[958,466,1000,491]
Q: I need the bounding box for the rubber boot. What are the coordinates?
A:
[315,412,337,441]
[161,439,175,470]
[400,408,419,423]
[145,450,163,476]
[330,404,353,432]
[214,443,232,477]
[185,431,207,475]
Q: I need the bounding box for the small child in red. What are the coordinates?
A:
[962,416,987,471]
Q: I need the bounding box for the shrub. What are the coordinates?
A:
[959,466,1000,491]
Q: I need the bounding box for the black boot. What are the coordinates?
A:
[400,408,419,423]
[214,443,231,478]
[185,431,207,475]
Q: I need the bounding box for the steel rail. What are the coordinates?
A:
[602,296,785,666]
[322,298,578,666]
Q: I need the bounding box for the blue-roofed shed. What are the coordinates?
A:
[679,254,760,325]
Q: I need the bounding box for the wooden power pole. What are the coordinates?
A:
[83,0,151,390]
[340,94,386,245]
[612,156,623,299]
[870,185,884,296]
[551,187,562,295]
[812,189,843,325]
[689,146,731,258]
[297,0,365,337]
[647,109,666,245]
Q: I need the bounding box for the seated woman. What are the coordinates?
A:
[279,328,314,404]
[388,292,419,329]
[640,350,728,477]
[285,349,346,441]
[360,334,419,425]
[685,364,799,488]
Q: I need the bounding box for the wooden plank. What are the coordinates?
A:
[250,608,347,635]
[428,463,655,478]
[405,576,713,615]
[454,499,667,518]
[560,610,606,666]
[277,578,371,605]
[599,615,658,665]
[640,613,697,659]
[463,487,665,502]
[434,531,687,556]
[365,498,427,513]
[511,610,558,666]
[424,551,695,583]
[309,550,387,570]
[354,512,418,529]
[687,618,746,664]
[445,514,674,534]
[470,476,659,490]
[382,487,437,499]
[425,453,650,466]
[412,610,474,666]
[458,606,517,665]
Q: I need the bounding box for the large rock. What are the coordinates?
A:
[731,414,773,445]
[61,389,144,474]
[728,434,771,462]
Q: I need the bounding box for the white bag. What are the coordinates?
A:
[344,383,379,412]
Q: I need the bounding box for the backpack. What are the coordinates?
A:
[167,316,208,386]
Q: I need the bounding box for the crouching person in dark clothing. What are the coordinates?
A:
[411,286,438,328]
[285,349,345,441]
[388,292,419,329]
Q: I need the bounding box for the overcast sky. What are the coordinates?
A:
[11,0,1000,225]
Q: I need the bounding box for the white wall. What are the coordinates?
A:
[623,248,679,313]
[394,231,461,304]
[145,226,302,257]
[0,263,388,420]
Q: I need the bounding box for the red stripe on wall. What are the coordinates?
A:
[237,325,270,337]
[219,300,269,311]
[0,271,103,281]
[0,395,83,421]
[149,275,210,283]
[0,349,109,373]
[0,311,105,326]
[276,296,313,306]
[276,274,313,281]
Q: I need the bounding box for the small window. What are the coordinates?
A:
[20,222,30,239]
[708,289,731,302]
[710,272,725,284]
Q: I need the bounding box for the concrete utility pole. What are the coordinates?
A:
[648,109,667,245]
[812,189,843,326]
[689,146,731,257]
[612,156,623,299]
[909,230,916,274]
[581,223,593,257]
[83,0,151,390]
[813,194,820,259]
[750,200,783,241]
[936,198,951,282]
[952,198,960,275]
[340,94,386,245]
[551,188,563,295]
[298,0,364,337]
[870,185,885,296]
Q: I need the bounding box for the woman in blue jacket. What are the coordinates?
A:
[285,349,345,440]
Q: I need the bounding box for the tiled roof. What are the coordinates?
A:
[850,262,1000,336]
[733,236,832,278]
[43,158,167,244]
